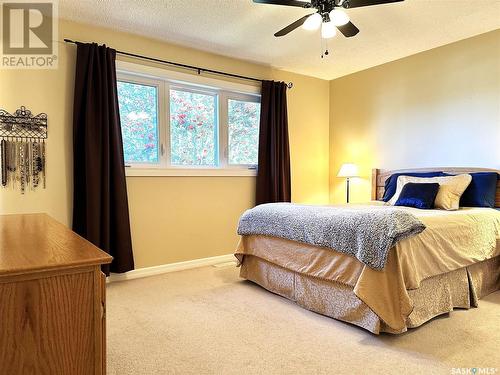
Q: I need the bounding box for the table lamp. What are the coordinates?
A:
[337,163,359,203]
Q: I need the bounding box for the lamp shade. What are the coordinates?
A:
[337,163,359,178]
[321,21,336,39]
[302,13,322,31]
[330,9,350,26]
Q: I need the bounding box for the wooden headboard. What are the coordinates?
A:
[372,167,500,208]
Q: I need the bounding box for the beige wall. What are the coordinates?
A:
[0,20,330,268]
[329,30,500,204]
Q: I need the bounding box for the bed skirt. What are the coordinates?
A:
[239,255,500,334]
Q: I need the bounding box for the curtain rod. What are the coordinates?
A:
[63,39,293,89]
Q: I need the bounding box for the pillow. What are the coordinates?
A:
[389,174,472,210]
[394,183,440,209]
[459,172,499,208]
[382,172,447,202]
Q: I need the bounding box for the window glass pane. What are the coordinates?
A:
[117,81,159,163]
[170,89,218,166]
[228,99,260,165]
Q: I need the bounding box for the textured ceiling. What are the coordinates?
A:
[59,0,500,80]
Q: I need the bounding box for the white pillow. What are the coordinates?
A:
[388,174,472,210]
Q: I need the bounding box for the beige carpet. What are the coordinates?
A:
[107,264,500,375]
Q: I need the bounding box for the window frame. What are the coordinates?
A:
[116,60,261,177]
[223,93,261,170]
[168,84,220,169]
[117,75,164,169]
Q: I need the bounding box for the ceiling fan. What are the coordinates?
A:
[254,0,404,39]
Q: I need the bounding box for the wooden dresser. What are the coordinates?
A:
[0,214,112,375]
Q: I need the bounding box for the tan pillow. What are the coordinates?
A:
[389,174,472,210]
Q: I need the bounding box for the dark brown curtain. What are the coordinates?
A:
[72,42,134,275]
[256,80,291,205]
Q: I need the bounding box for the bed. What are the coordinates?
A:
[234,167,500,334]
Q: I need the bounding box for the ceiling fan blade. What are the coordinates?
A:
[253,0,311,8]
[337,21,360,37]
[342,0,403,8]
[274,13,315,37]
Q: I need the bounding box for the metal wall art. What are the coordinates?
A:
[0,106,47,193]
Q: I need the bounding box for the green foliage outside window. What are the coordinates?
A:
[170,89,217,166]
[228,99,260,165]
[117,81,159,163]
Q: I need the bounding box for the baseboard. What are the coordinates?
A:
[107,253,236,283]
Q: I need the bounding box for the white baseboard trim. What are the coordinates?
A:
[107,253,236,283]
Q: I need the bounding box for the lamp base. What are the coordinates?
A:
[346,177,350,204]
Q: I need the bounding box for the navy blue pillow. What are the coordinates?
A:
[395,183,440,209]
[382,172,447,202]
[459,172,498,208]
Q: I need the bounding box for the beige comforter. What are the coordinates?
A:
[235,204,500,331]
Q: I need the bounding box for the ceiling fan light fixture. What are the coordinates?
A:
[302,13,322,31]
[321,21,336,39]
[330,9,350,26]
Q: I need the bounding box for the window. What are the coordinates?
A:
[228,99,260,166]
[117,66,260,176]
[169,88,218,166]
[117,80,159,164]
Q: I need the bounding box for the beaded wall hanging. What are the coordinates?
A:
[0,106,47,193]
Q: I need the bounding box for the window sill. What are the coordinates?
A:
[125,168,257,177]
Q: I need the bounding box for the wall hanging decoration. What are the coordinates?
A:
[0,106,47,193]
